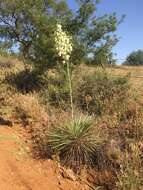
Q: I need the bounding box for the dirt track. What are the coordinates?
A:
[0,126,87,190]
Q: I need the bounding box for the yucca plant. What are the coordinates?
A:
[48,115,104,171]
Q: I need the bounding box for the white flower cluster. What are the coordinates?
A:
[54,24,73,64]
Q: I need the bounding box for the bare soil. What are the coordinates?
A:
[0,125,88,190]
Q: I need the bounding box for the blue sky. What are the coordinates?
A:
[67,0,143,64]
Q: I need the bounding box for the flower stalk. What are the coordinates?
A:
[54,23,74,118]
[66,61,74,118]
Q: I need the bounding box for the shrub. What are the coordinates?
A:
[75,71,130,116]
[0,57,22,96]
[7,67,70,109]
[6,69,41,93]
[39,70,70,110]
[48,115,105,172]
[116,144,143,190]
[119,102,143,141]
[12,94,48,126]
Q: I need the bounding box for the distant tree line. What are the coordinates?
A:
[123,50,143,66]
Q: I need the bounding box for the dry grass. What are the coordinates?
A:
[10,94,48,126]
[78,64,143,102]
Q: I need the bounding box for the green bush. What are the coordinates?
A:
[48,115,105,172]
[39,71,70,110]
[6,69,41,93]
[6,66,70,109]
[75,71,130,116]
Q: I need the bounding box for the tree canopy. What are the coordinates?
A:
[0,0,123,69]
[123,50,143,66]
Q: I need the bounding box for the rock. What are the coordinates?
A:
[0,117,13,126]
[61,168,77,181]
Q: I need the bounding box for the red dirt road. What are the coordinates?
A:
[0,126,88,190]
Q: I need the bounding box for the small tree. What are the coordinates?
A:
[0,0,123,69]
[0,0,70,67]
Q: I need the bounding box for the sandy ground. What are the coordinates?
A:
[0,126,88,190]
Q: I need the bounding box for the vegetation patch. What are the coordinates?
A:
[75,71,130,116]
[48,115,105,172]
